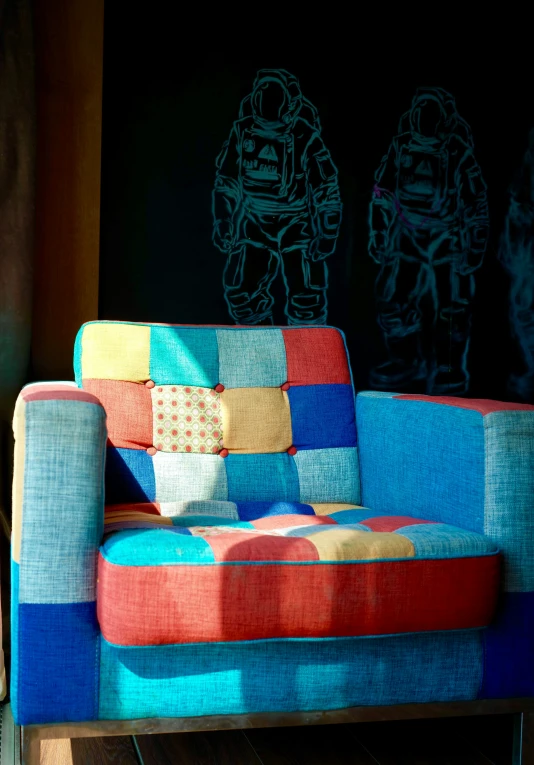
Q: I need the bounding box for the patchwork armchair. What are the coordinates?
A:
[11,321,534,764]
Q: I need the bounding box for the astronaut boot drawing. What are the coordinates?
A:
[508,300,534,400]
[429,307,471,395]
[370,301,427,389]
[370,333,427,390]
[222,246,278,324]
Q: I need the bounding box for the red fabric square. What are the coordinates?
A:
[360,516,435,533]
[83,379,153,449]
[283,328,351,386]
[394,395,534,416]
[98,554,500,645]
[200,530,319,562]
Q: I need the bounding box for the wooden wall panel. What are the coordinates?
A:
[32,0,104,379]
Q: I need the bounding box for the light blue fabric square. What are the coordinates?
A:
[294,447,361,504]
[150,327,219,387]
[19,399,106,604]
[216,329,287,388]
[152,452,228,502]
[395,523,499,559]
[484,411,534,591]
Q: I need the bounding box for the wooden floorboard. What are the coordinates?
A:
[348,718,500,765]
[36,715,516,764]
[244,724,379,764]
[134,729,262,765]
[40,735,138,764]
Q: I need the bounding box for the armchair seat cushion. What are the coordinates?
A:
[97,502,500,646]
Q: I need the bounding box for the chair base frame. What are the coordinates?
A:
[16,698,534,765]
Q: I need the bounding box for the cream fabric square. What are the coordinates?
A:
[220,388,292,454]
[151,385,223,453]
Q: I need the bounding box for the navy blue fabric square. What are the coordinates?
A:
[18,602,100,724]
[236,501,315,522]
[288,384,357,450]
[105,447,156,504]
[480,591,534,699]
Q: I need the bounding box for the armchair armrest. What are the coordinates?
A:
[356,392,534,592]
[11,383,107,724]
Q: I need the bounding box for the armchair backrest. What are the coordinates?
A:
[74,322,361,507]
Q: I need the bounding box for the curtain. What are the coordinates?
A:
[0,0,35,701]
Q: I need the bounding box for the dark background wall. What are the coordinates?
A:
[99,11,534,399]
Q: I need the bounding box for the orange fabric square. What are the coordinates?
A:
[82,379,152,449]
[220,388,292,454]
[282,328,351,386]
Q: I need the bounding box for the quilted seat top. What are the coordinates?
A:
[98,500,500,646]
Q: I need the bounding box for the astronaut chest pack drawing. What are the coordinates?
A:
[397,142,449,212]
[240,129,292,197]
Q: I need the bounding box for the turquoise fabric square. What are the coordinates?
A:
[150,327,219,387]
[294,447,361,504]
[216,329,287,388]
[225,453,299,502]
[101,528,215,565]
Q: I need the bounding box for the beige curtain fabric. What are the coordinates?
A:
[0,0,35,701]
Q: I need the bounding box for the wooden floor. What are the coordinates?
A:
[39,714,515,764]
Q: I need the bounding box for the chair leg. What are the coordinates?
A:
[513,712,534,765]
[21,727,40,765]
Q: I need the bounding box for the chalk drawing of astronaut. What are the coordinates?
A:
[499,128,534,402]
[212,69,342,325]
[369,86,489,394]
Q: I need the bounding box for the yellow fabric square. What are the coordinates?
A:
[306,528,415,561]
[311,503,366,516]
[81,323,150,382]
[220,388,292,454]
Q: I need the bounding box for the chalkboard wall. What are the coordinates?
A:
[100,12,534,401]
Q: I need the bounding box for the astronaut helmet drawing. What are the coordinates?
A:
[239,69,322,132]
[368,86,489,395]
[212,69,342,325]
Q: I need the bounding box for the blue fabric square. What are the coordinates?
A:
[288,384,356,450]
[481,592,534,699]
[356,395,486,532]
[105,447,156,504]
[225,453,299,502]
[217,329,287,388]
[150,327,219,387]
[17,602,100,724]
[236,501,315,521]
[294,447,361,504]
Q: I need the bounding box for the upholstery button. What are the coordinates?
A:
[288,446,297,456]
[219,448,229,458]
[281,382,290,391]
[147,447,157,456]
[215,383,225,393]
[146,380,155,388]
